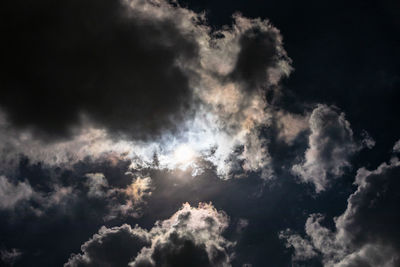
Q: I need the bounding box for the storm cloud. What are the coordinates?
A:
[0,0,199,141]
[282,146,400,266]
[0,0,399,266]
[0,0,292,180]
[66,203,233,267]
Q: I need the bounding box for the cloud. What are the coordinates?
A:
[0,167,79,216]
[292,104,359,192]
[279,230,317,261]
[361,130,375,149]
[0,0,200,141]
[0,176,33,209]
[274,110,309,145]
[106,176,153,219]
[123,177,152,204]
[0,157,153,220]
[64,224,150,267]
[281,153,400,266]
[393,139,400,153]
[0,0,292,180]
[85,173,109,198]
[0,248,22,266]
[228,15,292,90]
[66,203,234,267]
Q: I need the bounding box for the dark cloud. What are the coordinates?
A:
[282,155,400,266]
[65,224,149,267]
[0,157,148,266]
[0,0,399,266]
[0,175,33,210]
[0,150,362,266]
[0,0,198,141]
[229,26,286,90]
[66,203,233,267]
[0,248,22,266]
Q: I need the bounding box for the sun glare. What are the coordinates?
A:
[173,144,197,167]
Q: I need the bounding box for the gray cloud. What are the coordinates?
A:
[292,104,359,192]
[65,224,150,267]
[228,20,291,91]
[0,176,33,210]
[393,139,400,153]
[274,110,309,145]
[282,151,400,266]
[66,203,234,267]
[0,0,200,141]
[0,1,292,180]
[85,173,109,198]
[361,130,375,149]
[279,230,317,261]
[0,248,22,266]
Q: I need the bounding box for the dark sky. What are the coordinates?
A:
[0,0,399,267]
[183,0,400,150]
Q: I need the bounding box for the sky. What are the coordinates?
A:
[0,0,399,266]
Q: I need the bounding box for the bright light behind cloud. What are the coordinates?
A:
[173,144,197,167]
[0,2,293,180]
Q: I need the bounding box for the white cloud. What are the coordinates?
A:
[0,0,293,180]
[282,154,400,266]
[292,105,359,192]
[66,202,234,267]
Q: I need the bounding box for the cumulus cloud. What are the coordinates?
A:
[0,0,292,180]
[65,224,150,267]
[281,153,400,266]
[228,15,291,90]
[292,105,359,192]
[66,203,234,267]
[0,158,153,220]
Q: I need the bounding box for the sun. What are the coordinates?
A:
[173,144,197,167]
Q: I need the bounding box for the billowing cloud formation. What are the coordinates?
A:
[279,230,317,262]
[66,203,233,267]
[0,0,292,179]
[282,154,400,266]
[0,157,152,220]
[65,224,149,267]
[292,105,359,192]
